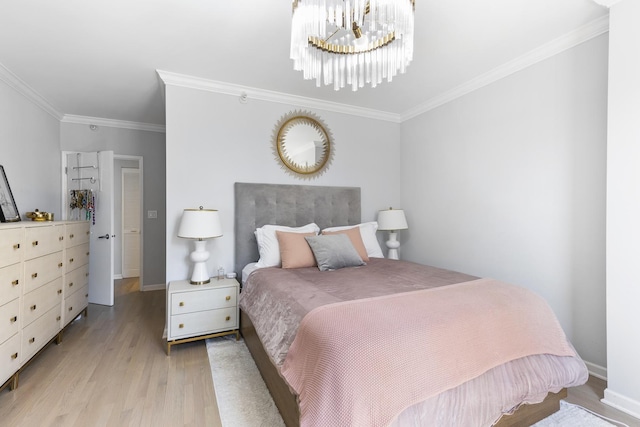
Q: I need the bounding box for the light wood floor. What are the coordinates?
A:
[0,278,223,427]
[1,278,638,426]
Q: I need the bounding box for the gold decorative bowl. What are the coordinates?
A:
[26,209,54,221]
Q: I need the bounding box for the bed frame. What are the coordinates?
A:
[234,182,565,427]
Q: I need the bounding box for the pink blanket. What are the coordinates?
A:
[280,278,576,427]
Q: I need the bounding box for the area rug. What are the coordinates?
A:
[206,336,614,427]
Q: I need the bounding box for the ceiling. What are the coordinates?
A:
[0,0,608,127]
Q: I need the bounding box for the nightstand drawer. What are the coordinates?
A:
[171,287,237,314]
[169,307,237,339]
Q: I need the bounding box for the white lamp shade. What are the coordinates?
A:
[178,208,223,239]
[377,208,408,231]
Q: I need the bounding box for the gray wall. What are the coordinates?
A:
[400,34,608,370]
[0,77,60,219]
[60,122,166,287]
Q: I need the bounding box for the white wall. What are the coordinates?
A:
[60,122,166,287]
[604,0,640,417]
[0,75,60,220]
[164,84,401,283]
[400,35,608,369]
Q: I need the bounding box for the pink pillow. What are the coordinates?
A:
[276,231,317,269]
[321,226,370,262]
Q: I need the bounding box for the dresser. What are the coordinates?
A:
[166,278,239,355]
[0,221,90,391]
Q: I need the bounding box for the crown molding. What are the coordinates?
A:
[61,114,166,133]
[156,70,402,123]
[592,0,622,7]
[0,62,63,120]
[400,15,610,122]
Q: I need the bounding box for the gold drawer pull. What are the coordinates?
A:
[69,258,74,263]
[32,241,38,246]
[31,304,37,311]
[85,293,88,297]
[12,280,19,286]
[70,234,75,239]
[10,316,17,323]
[56,316,61,321]
[13,243,20,250]
[85,273,89,277]
[86,231,89,235]
[29,337,35,344]
[58,262,63,268]
[69,282,74,287]
[86,252,90,256]
[11,352,18,360]
[225,296,231,301]
[179,323,184,329]
[68,306,73,311]
[225,316,231,321]
[59,236,64,241]
[58,289,62,295]
[31,273,38,279]
[179,302,184,307]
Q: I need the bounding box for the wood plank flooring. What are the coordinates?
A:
[0,278,222,427]
[2,278,638,426]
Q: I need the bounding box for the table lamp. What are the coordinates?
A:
[178,207,222,284]
[377,207,408,260]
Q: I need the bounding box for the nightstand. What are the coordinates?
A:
[166,278,239,355]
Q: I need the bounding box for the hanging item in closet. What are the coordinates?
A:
[69,189,97,224]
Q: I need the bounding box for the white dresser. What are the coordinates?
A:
[0,220,90,391]
[166,278,239,355]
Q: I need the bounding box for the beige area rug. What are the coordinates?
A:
[206,336,614,427]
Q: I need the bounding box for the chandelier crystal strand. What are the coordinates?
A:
[291,0,415,91]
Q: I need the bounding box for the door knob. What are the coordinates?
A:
[98,234,110,240]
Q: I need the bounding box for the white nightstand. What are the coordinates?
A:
[166,278,239,355]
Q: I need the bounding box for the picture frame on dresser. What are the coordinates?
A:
[0,165,20,223]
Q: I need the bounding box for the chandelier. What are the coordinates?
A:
[290,0,415,91]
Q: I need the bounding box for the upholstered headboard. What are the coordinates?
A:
[234,182,361,280]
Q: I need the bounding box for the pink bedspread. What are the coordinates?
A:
[280,278,576,427]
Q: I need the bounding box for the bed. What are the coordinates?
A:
[234,182,588,427]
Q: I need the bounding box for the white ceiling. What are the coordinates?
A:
[0,0,608,127]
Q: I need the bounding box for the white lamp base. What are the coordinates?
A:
[385,231,401,260]
[189,239,211,284]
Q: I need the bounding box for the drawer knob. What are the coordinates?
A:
[86,252,90,256]
[59,236,64,241]
[69,282,74,287]
[11,353,18,360]
[32,241,38,246]
[86,231,89,235]
[29,337,35,344]
[85,293,88,297]
[225,296,231,301]
[10,316,17,323]
[179,302,184,307]
[12,280,19,286]
[58,289,62,294]
[30,304,37,311]
[58,262,63,268]
[69,258,74,263]
[225,316,231,321]
[179,323,184,329]
[31,273,38,279]
[13,243,20,250]
[69,306,73,311]
[57,316,61,321]
[70,234,75,239]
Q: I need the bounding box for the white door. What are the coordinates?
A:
[122,168,140,278]
[64,151,115,306]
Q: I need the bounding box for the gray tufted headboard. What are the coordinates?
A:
[234,182,361,281]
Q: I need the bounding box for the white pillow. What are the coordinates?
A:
[322,221,384,258]
[255,223,320,268]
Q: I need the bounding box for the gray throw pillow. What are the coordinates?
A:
[305,234,365,271]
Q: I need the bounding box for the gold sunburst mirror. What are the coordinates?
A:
[272,110,334,179]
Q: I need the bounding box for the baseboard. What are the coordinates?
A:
[141,283,166,292]
[602,388,640,420]
[114,274,123,280]
[584,360,607,381]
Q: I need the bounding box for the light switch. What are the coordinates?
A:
[148,210,158,219]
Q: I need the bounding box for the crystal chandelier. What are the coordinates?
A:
[290,0,415,91]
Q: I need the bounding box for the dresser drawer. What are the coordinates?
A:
[170,286,237,315]
[65,222,90,248]
[63,284,88,325]
[0,227,23,269]
[64,264,90,298]
[0,298,20,345]
[23,251,64,293]
[0,263,22,307]
[22,278,63,328]
[24,226,64,260]
[169,307,237,340]
[0,333,21,386]
[65,243,90,270]
[22,304,61,361]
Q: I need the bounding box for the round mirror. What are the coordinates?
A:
[272,111,333,179]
